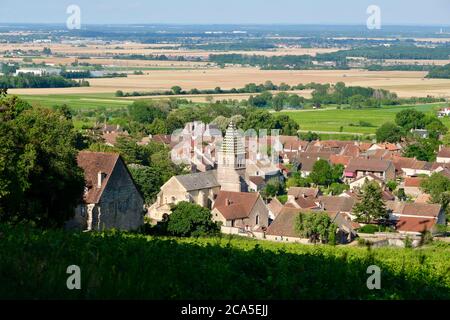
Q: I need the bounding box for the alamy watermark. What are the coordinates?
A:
[66,265,81,290]
[367,5,381,30]
[66,5,81,30]
[366,265,381,290]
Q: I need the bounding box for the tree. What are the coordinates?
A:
[286,172,311,188]
[395,109,426,130]
[115,90,124,97]
[167,202,220,237]
[421,173,450,209]
[171,86,182,95]
[148,118,168,135]
[403,138,438,162]
[328,182,349,196]
[299,131,320,142]
[309,161,343,187]
[0,96,85,227]
[295,212,338,244]
[376,122,405,143]
[128,101,167,124]
[128,166,163,205]
[272,92,288,112]
[261,178,285,200]
[353,181,388,224]
[386,180,398,192]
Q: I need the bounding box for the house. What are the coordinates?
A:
[267,198,284,221]
[403,177,425,198]
[318,196,356,215]
[148,171,221,221]
[437,146,450,164]
[265,207,307,243]
[344,158,395,182]
[327,211,359,243]
[438,107,450,118]
[392,156,433,177]
[286,187,321,210]
[248,176,266,192]
[393,203,446,235]
[294,152,332,177]
[212,191,269,231]
[349,174,384,190]
[67,152,144,231]
[265,207,357,244]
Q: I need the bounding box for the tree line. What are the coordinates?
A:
[0,74,90,89]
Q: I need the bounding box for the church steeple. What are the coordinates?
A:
[217,121,247,192]
[219,121,246,169]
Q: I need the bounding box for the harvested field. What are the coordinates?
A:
[9,68,450,98]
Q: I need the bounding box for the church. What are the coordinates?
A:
[147,122,273,229]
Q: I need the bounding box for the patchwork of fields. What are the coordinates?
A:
[281,103,448,135]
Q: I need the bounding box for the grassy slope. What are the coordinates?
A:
[280,103,448,135]
[0,224,449,300]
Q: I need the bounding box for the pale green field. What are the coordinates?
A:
[280,103,449,134]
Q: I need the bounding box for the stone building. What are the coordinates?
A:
[66,151,144,231]
[148,122,272,221]
[212,191,269,230]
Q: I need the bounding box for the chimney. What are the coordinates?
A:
[225,198,231,206]
[97,171,105,188]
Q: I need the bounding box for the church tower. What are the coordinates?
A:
[217,122,247,192]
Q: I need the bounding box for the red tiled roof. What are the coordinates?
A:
[404,177,423,188]
[213,191,260,220]
[346,158,392,173]
[288,187,320,198]
[266,206,302,238]
[401,203,442,218]
[267,198,284,217]
[396,217,436,233]
[438,147,450,158]
[330,155,352,166]
[249,176,265,187]
[77,151,120,204]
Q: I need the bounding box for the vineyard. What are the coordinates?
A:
[0,224,449,300]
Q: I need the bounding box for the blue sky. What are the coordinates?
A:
[0,0,449,25]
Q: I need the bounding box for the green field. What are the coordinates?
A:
[281,103,449,135]
[16,94,450,136]
[18,93,133,110]
[0,224,449,300]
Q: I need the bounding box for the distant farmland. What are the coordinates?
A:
[280,103,448,135]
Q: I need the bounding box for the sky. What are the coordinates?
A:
[0,0,449,25]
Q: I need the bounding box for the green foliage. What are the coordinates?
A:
[286,172,311,188]
[261,178,285,200]
[426,63,450,79]
[166,202,220,237]
[403,138,439,162]
[353,181,388,224]
[127,100,168,124]
[0,96,84,227]
[299,131,320,142]
[386,180,398,192]
[357,224,380,234]
[376,122,405,143]
[0,74,89,88]
[395,109,427,131]
[328,182,350,196]
[295,212,337,244]
[0,224,449,299]
[309,160,344,187]
[421,173,450,209]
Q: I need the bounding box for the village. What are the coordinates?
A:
[69,119,450,247]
